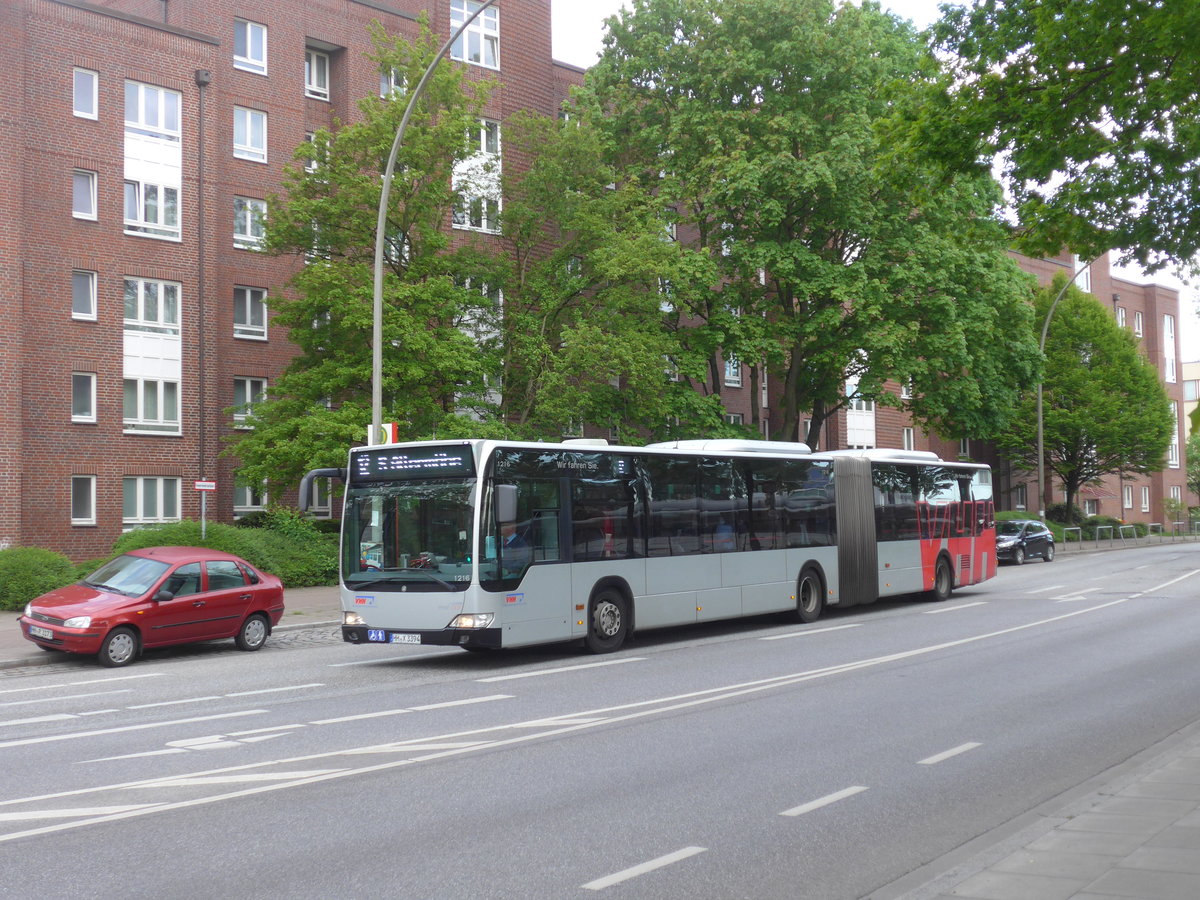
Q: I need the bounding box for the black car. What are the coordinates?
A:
[996,519,1055,564]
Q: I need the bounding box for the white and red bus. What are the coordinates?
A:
[301,438,995,653]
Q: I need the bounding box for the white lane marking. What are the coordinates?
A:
[477,659,644,683]
[0,710,266,750]
[127,697,221,710]
[408,695,512,711]
[127,771,343,789]
[762,624,862,641]
[0,674,161,696]
[326,657,408,668]
[1027,585,1066,595]
[79,709,120,716]
[226,683,324,697]
[0,714,78,727]
[582,847,707,891]
[1,690,133,709]
[918,742,981,765]
[311,709,411,725]
[227,724,306,737]
[922,602,987,615]
[780,785,869,817]
[1054,588,1104,603]
[0,805,160,822]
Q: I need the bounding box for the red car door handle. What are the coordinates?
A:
[193,600,205,607]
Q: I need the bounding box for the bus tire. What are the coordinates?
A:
[929,556,953,602]
[585,587,628,653]
[795,567,824,624]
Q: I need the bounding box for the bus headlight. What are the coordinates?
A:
[450,613,495,630]
[343,611,367,626]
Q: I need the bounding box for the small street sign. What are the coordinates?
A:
[194,480,217,492]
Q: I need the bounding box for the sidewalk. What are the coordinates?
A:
[0,584,341,671]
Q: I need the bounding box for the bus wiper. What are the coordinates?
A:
[351,571,456,591]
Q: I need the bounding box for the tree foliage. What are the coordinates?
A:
[931,0,1200,273]
[993,276,1174,517]
[584,0,1041,446]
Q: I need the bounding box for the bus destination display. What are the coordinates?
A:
[352,445,475,481]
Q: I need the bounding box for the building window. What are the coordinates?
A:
[724,413,744,425]
[73,170,97,219]
[1073,254,1091,293]
[380,67,404,98]
[72,373,96,423]
[452,119,501,233]
[1013,483,1027,510]
[124,278,180,335]
[233,377,267,426]
[234,196,266,248]
[308,477,332,517]
[1185,379,1200,403]
[1133,310,1143,337]
[124,180,180,240]
[71,475,96,526]
[123,378,180,433]
[124,82,180,140]
[1171,485,1183,506]
[123,476,180,526]
[234,481,267,517]
[1164,314,1177,382]
[959,437,970,458]
[72,270,97,320]
[902,426,914,451]
[234,287,268,339]
[305,49,330,100]
[1141,486,1150,513]
[450,0,499,69]
[1168,401,1180,468]
[724,357,742,387]
[73,68,98,119]
[234,19,267,74]
[1084,499,1099,517]
[1117,306,1127,328]
[1123,485,1133,509]
[234,107,267,162]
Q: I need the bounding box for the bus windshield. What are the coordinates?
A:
[343,480,475,590]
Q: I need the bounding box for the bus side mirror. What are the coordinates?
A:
[495,484,518,524]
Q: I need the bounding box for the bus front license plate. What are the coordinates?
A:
[390,633,421,644]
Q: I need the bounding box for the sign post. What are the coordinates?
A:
[194,480,216,539]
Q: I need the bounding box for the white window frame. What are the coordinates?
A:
[1084,498,1099,517]
[124,179,180,240]
[1123,485,1133,509]
[724,357,742,387]
[123,476,180,527]
[1141,486,1150,513]
[123,277,180,335]
[380,67,405,98]
[234,481,268,517]
[234,107,267,162]
[124,81,180,140]
[123,377,180,434]
[234,196,266,248]
[1133,310,1144,337]
[1168,401,1180,468]
[452,118,501,233]
[1163,314,1177,383]
[305,48,330,101]
[233,376,267,427]
[307,476,332,518]
[73,169,97,220]
[1013,483,1027,510]
[72,269,97,320]
[959,437,970,457]
[234,286,268,340]
[72,372,96,423]
[1117,306,1127,328]
[71,475,96,526]
[450,0,500,69]
[902,426,914,451]
[73,68,98,119]
[234,19,268,75]
[1171,485,1182,505]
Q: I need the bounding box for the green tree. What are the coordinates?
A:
[584,0,1040,447]
[228,20,499,495]
[1186,430,1200,499]
[994,276,1174,519]
[931,0,1200,273]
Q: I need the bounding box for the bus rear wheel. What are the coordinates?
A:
[795,568,824,624]
[928,557,953,602]
[585,588,628,653]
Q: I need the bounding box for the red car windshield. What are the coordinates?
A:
[84,555,172,597]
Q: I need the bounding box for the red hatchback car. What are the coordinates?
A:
[19,546,285,667]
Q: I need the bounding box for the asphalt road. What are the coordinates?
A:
[2,543,1198,899]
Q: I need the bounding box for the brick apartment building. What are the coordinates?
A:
[1,0,1187,562]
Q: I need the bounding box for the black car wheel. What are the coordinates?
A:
[1013,546,1025,565]
[1044,543,1055,562]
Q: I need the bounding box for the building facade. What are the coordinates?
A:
[2,0,583,560]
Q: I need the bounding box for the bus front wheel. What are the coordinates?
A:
[795,568,824,624]
[586,588,628,653]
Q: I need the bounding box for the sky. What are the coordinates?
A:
[549,0,1200,360]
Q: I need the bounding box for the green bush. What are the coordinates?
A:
[1046,502,1084,526]
[0,547,79,611]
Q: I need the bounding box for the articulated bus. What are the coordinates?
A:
[300,439,995,654]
